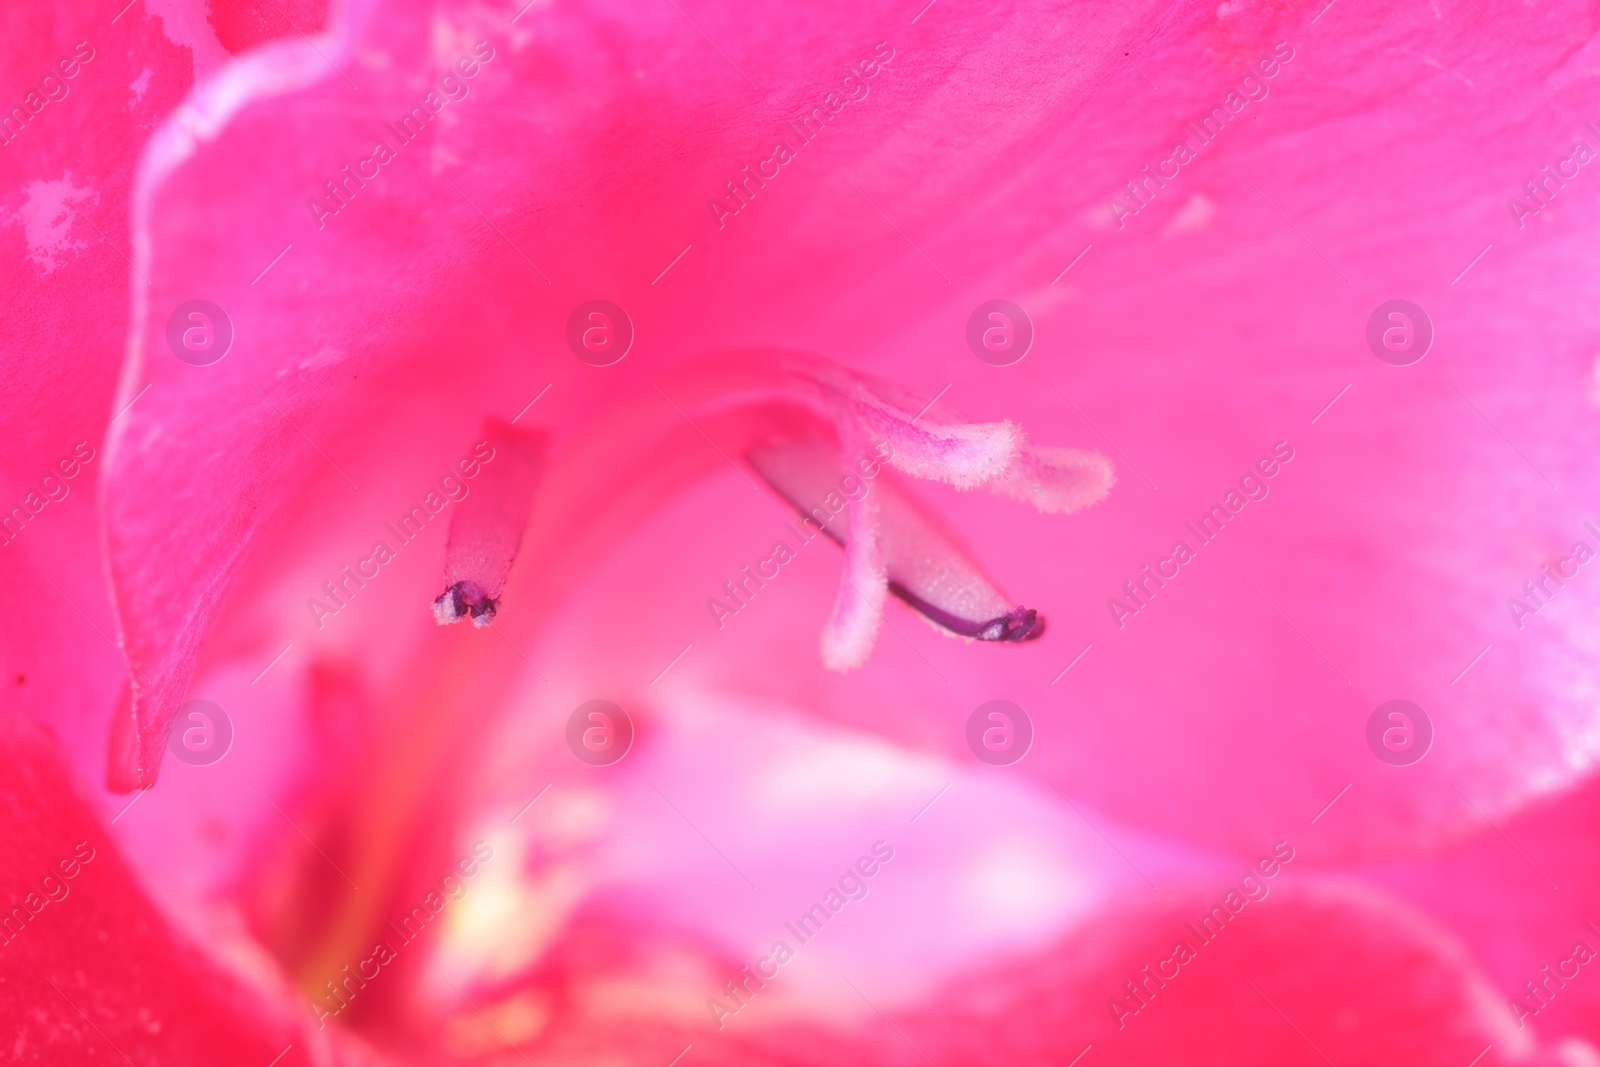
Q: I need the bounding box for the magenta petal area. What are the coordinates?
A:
[885,881,1555,1067]
[0,0,198,788]
[0,714,386,1067]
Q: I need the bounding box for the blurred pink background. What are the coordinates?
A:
[4,0,1600,1063]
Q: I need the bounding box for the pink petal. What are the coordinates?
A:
[0,1,200,788]
[0,713,381,1066]
[890,881,1545,1067]
[1366,773,1600,1049]
[371,696,1564,1066]
[208,0,330,55]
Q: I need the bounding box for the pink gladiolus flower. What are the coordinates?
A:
[8,0,1600,1063]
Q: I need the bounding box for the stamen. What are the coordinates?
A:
[796,360,1022,489]
[748,436,1048,658]
[818,423,887,670]
[988,443,1115,514]
[431,580,499,628]
[432,421,545,627]
[734,360,1113,667]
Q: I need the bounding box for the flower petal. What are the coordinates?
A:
[889,881,1553,1067]
[0,0,202,787]
[0,713,380,1066]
